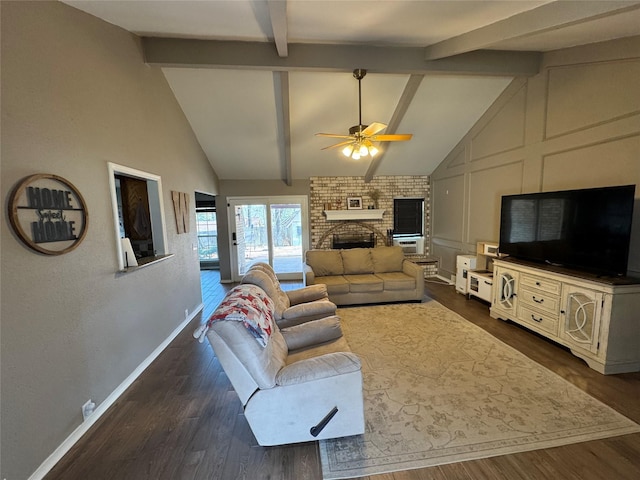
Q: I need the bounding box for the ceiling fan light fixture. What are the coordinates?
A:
[316,68,411,159]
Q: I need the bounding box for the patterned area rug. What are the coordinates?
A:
[319,299,640,479]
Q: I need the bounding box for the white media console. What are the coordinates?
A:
[490,258,640,374]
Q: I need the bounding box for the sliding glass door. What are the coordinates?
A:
[228,196,308,281]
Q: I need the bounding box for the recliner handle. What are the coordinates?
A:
[310,406,339,437]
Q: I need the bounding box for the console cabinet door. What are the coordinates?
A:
[494,267,519,316]
[560,286,603,354]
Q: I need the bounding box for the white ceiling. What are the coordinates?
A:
[63,1,640,182]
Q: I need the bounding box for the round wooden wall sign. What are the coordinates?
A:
[8,174,89,255]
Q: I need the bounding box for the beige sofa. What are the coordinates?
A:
[304,246,425,305]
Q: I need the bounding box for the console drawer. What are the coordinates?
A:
[517,304,559,335]
[520,274,561,295]
[519,286,560,314]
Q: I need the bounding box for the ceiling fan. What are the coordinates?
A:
[316,69,412,160]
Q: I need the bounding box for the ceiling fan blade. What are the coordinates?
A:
[321,140,355,151]
[362,122,387,136]
[315,133,353,139]
[371,134,413,142]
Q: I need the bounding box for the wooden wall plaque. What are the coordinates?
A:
[8,174,89,255]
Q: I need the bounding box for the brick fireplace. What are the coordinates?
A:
[309,175,430,252]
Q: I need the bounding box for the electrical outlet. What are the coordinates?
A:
[185,308,189,319]
[82,399,96,421]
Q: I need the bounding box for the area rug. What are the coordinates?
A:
[319,299,640,479]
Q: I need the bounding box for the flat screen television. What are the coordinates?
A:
[499,185,636,276]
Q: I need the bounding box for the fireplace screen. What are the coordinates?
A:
[332,233,375,249]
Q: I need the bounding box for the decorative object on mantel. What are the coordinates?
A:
[346,196,363,209]
[324,209,384,221]
[367,188,382,209]
[8,173,88,255]
[171,191,190,234]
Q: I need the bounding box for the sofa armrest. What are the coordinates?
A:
[403,259,425,297]
[286,284,328,305]
[276,352,361,386]
[303,263,316,285]
[402,259,422,277]
[281,315,343,351]
[280,300,338,328]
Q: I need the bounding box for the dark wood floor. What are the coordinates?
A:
[46,272,640,480]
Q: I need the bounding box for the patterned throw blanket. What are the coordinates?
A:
[193,284,275,347]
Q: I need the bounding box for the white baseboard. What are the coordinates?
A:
[28,303,204,480]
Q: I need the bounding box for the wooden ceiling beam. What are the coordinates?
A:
[142,38,541,77]
[364,75,423,183]
[267,0,288,57]
[424,1,640,60]
[273,71,292,186]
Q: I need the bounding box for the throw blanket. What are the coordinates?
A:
[193,284,274,346]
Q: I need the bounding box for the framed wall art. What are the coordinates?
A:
[8,173,88,255]
[347,197,363,210]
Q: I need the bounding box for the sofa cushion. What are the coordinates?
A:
[280,315,343,351]
[341,248,374,274]
[280,299,338,328]
[345,274,383,293]
[306,250,344,276]
[375,272,416,291]
[315,275,350,295]
[285,284,328,305]
[371,246,405,273]
[276,352,362,386]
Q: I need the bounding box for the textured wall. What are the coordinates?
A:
[0,2,218,478]
[430,36,640,280]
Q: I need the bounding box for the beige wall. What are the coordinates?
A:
[1,2,219,478]
[431,36,640,280]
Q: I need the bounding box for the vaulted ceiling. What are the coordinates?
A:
[63,1,640,183]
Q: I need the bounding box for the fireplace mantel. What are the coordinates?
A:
[324,209,385,221]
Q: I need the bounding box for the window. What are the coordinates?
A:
[108,163,170,271]
[195,192,218,268]
[227,196,308,281]
[393,197,424,236]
